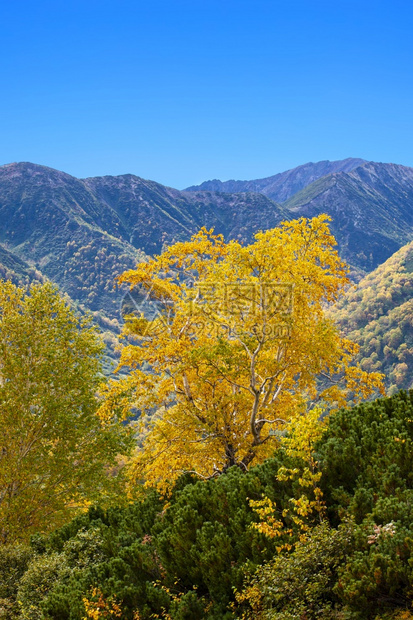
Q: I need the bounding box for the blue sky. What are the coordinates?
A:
[1,0,412,188]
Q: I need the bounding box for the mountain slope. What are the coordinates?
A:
[2,160,413,314]
[0,245,45,285]
[185,158,366,202]
[0,162,141,320]
[331,240,413,394]
[187,159,413,273]
[283,162,413,271]
[84,174,289,254]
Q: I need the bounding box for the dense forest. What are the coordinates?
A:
[2,390,413,619]
[0,215,412,619]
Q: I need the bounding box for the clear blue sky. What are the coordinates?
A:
[1,0,412,188]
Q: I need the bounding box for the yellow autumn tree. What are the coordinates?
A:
[101,215,384,494]
[0,281,132,543]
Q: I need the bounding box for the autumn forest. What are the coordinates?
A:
[1,209,413,619]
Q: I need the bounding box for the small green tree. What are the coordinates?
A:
[0,280,132,543]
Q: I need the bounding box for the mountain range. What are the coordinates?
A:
[188,159,413,272]
[185,157,367,201]
[1,157,413,371]
[0,162,290,322]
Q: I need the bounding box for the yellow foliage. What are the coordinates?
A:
[233,581,265,619]
[237,409,329,618]
[0,281,130,543]
[248,497,290,544]
[83,587,122,619]
[250,407,326,552]
[101,216,384,494]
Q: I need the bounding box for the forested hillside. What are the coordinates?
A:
[2,0,412,616]
[332,240,413,395]
[0,246,44,286]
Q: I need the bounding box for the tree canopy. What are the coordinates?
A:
[102,215,384,494]
[0,281,132,543]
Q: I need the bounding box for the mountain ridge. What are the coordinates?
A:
[184,157,367,202]
[283,161,413,271]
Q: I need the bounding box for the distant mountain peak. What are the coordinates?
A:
[0,161,79,185]
[184,158,367,202]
